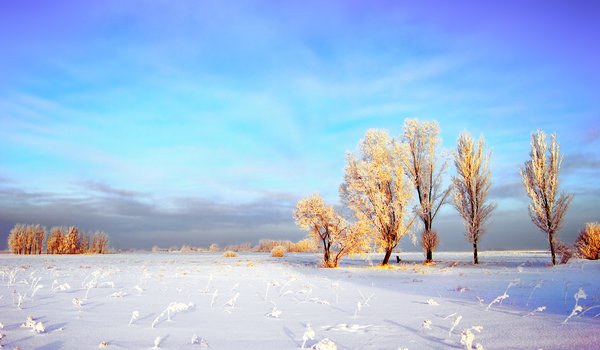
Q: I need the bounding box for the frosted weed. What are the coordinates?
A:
[448,315,462,337]
[422,319,432,330]
[311,338,337,350]
[21,316,45,333]
[265,304,282,318]
[129,310,139,325]
[72,297,82,311]
[301,323,315,349]
[153,336,162,349]
[526,280,543,306]
[191,334,209,347]
[426,298,439,306]
[460,326,483,350]
[210,289,218,308]
[151,302,195,328]
[563,287,586,324]
[485,280,518,311]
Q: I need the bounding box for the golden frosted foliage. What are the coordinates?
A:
[8,224,24,254]
[421,230,439,255]
[271,245,286,257]
[294,194,342,238]
[47,226,110,254]
[402,119,451,262]
[47,227,64,254]
[223,250,238,257]
[255,239,318,253]
[25,225,34,254]
[340,129,415,265]
[294,193,370,267]
[7,223,109,255]
[555,242,574,264]
[452,132,496,264]
[91,231,110,254]
[34,224,45,254]
[63,226,81,254]
[576,222,600,260]
[7,224,46,255]
[520,130,573,265]
[80,234,91,253]
[290,238,319,253]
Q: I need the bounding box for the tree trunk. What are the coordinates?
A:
[322,239,331,267]
[332,255,340,268]
[473,242,479,264]
[382,249,393,265]
[549,233,556,265]
[426,249,432,263]
[323,249,330,266]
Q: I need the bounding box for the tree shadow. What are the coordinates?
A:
[384,318,461,349]
[282,326,299,347]
[45,322,67,333]
[33,340,63,350]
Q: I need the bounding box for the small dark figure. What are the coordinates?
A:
[396,256,402,263]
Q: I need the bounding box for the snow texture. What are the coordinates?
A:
[0,251,599,349]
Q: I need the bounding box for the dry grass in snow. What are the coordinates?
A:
[0,251,598,349]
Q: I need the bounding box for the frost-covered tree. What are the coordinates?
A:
[63,226,81,254]
[452,132,496,264]
[17,225,26,254]
[33,225,46,254]
[8,224,25,254]
[80,233,91,253]
[520,131,573,265]
[340,129,416,265]
[47,227,64,254]
[91,232,110,254]
[294,194,344,266]
[7,224,46,255]
[402,119,451,263]
[7,226,16,254]
[294,194,370,267]
[25,224,34,254]
[421,230,439,258]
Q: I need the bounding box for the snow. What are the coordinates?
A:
[0,251,599,349]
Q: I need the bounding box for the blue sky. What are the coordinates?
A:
[1,1,599,250]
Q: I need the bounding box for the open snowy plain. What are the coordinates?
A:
[0,252,599,349]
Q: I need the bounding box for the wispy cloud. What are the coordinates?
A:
[77,180,144,198]
[585,127,600,144]
[563,152,600,174]
[489,182,524,200]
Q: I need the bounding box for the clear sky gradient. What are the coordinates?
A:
[1,1,599,250]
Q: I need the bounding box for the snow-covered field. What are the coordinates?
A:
[1,252,599,349]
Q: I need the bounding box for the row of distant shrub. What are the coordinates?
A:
[220,223,600,261]
[223,245,287,258]
[148,225,600,263]
[7,223,110,255]
[151,238,318,254]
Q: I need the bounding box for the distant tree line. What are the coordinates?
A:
[7,224,109,255]
[153,238,318,254]
[293,118,598,267]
